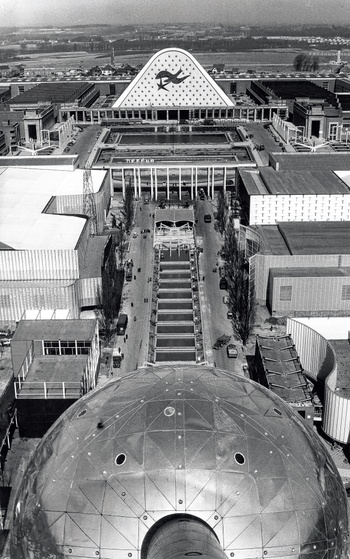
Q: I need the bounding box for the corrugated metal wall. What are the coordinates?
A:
[288,318,350,443]
[55,172,110,234]
[78,277,101,308]
[0,281,79,322]
[254,253,350,302]
[270,274,350,314]
[0,250,79,281]
[287,318,332,383]
[324,387,350,443]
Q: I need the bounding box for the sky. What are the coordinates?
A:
[1,0,350,28]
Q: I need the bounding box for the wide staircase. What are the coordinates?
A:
[154,249,204,363]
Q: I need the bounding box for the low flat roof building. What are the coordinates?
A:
[238,161,350,225]
[252,221,350,315]
[12,318,99,437]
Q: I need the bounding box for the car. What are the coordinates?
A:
[223,296,229,304]
[0,339,10,347]
[113,355,122,368]
[227,344,238,358]
[204,214,212,223]
[227,311,233,319]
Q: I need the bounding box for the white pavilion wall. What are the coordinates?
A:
[287,317,350,444]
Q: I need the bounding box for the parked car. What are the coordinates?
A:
[113,355,122,368]
[227,344,238,358]
[204,214,212,223]
[227,311,233,319]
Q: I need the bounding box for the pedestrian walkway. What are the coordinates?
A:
[151,249,205,364]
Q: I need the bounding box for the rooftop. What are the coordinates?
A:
[270,266,350,278]
[260,167,349,195]
[13,319,97,342]
[270,152,350,171]
[8,82,92,105]
[261,79,332,100]
[240,167,350,196]
[0,167,107,250]
[80,236,108,279]
[258,221,350,255]
[25,354,88,384]
[256,334,312,404]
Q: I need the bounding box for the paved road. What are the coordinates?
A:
[195,199,244,375]
[67,124,101,167]
[112,200,155,376]
[243,122,286,166]
[109,196,246,379]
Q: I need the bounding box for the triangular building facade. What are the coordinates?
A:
[113,47,234,109]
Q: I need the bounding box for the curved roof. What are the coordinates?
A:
[113,48,234,109]
[12,366,348,558]
[155,207,195,224]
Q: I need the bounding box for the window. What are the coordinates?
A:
[43,340,91,356]
[280,286,292,301]
[342,285,350,300]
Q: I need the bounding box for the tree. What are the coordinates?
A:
[293,53,319,72]
[120,184,134,234]
[223,217,256,345]
[216,191,229,236]
[97,236,124,343]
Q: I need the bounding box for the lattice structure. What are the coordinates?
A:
[83,167,97,236]
[154,222,195,251]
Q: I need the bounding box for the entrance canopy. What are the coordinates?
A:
[113,48,234,109]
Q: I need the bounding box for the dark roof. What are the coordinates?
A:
[270,266,350,278]
[279,221,350,255]
[9,82,93,105]
[13,319,97,341]
[259,167,349,195]
[256,334,312,404]
[270,152,350,171]
[337,94,350,111]
[258,221,350,256]
[258,225,291,255]
[80,235,108,278]
[261,80,329,100]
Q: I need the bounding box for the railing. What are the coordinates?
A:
[14,381,82,399]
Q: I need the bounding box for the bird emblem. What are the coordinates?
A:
[155,69,190,90]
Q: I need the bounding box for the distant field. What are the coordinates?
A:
[3,48,343,73]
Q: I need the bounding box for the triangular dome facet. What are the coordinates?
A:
[113,48,234,109]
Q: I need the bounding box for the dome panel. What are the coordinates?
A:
[11,366,349,559]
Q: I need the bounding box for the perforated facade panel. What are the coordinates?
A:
[113,48,234,109]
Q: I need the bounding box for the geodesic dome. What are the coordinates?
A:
[11,366,348,558]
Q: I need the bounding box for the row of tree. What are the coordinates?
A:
[98,186,134,343]
[216,195,256,346]
[293,53,320,72]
